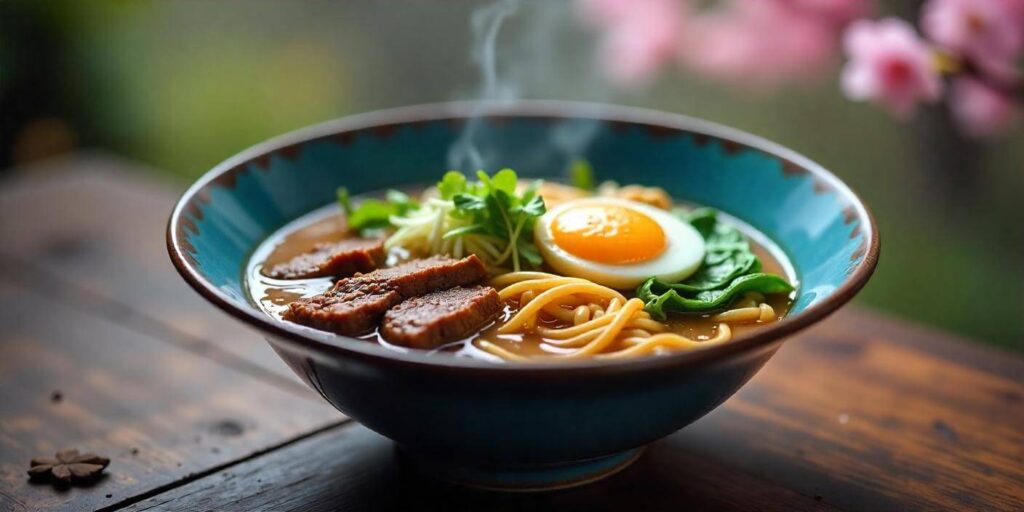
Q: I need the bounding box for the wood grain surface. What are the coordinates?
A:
[0,153,303,390]
[123,424,843,512]
[0,279,343,512]
[118,310,1024,512]
[1,155,1021,511]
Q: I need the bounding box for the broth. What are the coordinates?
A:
[247,197,796,361]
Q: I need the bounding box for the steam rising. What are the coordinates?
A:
[474,0,519,102]
[447,0,605,177]
[447,0,521,172]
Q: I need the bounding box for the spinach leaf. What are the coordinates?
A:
[676,251,760,293]
[678,207,716,239]
[637,273,794,320]
[636,207,793,318]
[672,208,761,292]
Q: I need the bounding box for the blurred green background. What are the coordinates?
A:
[1,1,1020,350]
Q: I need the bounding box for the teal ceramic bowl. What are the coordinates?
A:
[168,101,879,491]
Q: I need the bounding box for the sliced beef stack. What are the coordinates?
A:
[382,286,501,349]
[284,254,500,348]
[283,281,399,335]
[266,238,385,279]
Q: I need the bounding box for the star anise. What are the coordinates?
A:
[28,449,110,485]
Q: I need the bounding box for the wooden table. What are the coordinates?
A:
[1,153,1021,512]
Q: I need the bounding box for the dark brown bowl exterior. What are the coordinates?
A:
[268,333,780,465]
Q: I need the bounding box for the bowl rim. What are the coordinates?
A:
[167,100,880,378]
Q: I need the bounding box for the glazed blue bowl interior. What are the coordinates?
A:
[168,102,878,485]
[177,102,872,329]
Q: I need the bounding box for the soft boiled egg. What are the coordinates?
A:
[534,197,705,289]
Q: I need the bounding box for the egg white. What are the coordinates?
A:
[534,197,706,290]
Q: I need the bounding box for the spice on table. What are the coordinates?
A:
[28,449,110,485]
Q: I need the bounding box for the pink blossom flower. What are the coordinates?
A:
[949,77,1016,136]
[578,0,687,87]
[678,1,841,88]
[578,0,869,89]
[840,18,943,117]
[999,0,1024,25]
[789,0,873,26]
[922,0,1023,60]
[922,0,1024,86]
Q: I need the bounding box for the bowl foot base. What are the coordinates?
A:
[404,447,646,492]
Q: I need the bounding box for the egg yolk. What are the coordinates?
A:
[551,205,666,264]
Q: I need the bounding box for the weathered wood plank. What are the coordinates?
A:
[709,310,1024,511]
[0,153,302,389]
[126,309,1024,512]
[123,423,839,512]
[0,279,344,512]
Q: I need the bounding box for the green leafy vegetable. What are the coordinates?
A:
[437,171,469,200]
[637,273,794,320]
[385,190,418,215]
[670,208,760,292]
[446,169,546,271]
[636,208,794,319]
[487,168,519,195]
[337,187,419,235]
[337,187,354,213]
[382,169,547,272]
[570,159,595,191]
[678,207,716,239]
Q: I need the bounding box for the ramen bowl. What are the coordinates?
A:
[167,101,878,491]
